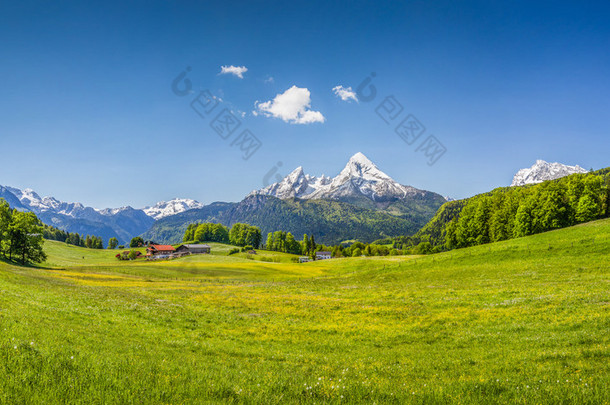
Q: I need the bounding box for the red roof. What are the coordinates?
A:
[149,244,175,251]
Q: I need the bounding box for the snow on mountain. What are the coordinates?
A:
[6,187,44,209]
[250,152,430,202]
[251,166,332,199]
[0,185,204,243]
[2,185,202,221]
[511,160,588,187]
[5,187,96,217]
[97,206,133,216]
[142,198,204,220]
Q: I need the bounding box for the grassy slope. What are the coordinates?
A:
[0,220,609,404]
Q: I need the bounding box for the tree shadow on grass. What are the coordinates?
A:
[0,256,55,270]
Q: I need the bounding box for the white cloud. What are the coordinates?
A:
[219,65,248,79]
[255,86,325,124]
[264,76,274,84]
[332,85,358,102]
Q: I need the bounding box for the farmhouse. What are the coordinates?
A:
[315,251,332,260]
[146,244,176,256]
[175,244,211,254]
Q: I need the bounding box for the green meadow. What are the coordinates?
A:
[1,220,609,404]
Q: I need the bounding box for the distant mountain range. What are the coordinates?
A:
[0,155,592,245]
[0,186,202,244]
[511,160,588,187]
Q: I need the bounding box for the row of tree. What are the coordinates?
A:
[182,221,408,258]
[182,222,262,248]
[183,223,230,244]
[265,231,404,258]
[0,199,46,264]
[43,224,105,249]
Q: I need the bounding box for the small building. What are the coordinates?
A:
[146,244,176,256]
[175,244,211,254]
[316,251,332,260]
[298,256,310,263]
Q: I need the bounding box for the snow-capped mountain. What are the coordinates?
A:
[252,166,332,199]
[0,185,203,243]
[142,198,204,220]
[511,160,588,187]
[250,152,441,203]
[5,187,93,217]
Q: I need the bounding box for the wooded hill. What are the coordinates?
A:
[413,168,610,250]
[142,195,424,245]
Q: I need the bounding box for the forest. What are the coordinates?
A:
[412,171,610,251]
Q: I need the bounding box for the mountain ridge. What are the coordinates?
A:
[511,159,588,187]
[250,152,442,203]
[4,155,589,246]
[0,186,197,244]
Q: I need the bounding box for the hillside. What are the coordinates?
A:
[142,195,426,245]
[413,169,610,249]
[1,219,609,403]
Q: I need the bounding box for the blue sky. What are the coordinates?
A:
[1,0,609,208]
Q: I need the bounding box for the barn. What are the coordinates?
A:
[175,244,211,254]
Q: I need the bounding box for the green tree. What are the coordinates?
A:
[212,223,229,243]
[129,237,144,248]
[8,210,47,264]
[0,199,12,258]
[576,194,600,223]
[108,237,119,249]
[183,224,196,242]
[229,223,261,248]
[285,232,301,254]
[309,235,316,257]
[513,201,533,238]
[302,234,310,255]
[266,232,274,250]
[415,241,432,254]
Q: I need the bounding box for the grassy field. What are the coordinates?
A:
[1,220,609,404]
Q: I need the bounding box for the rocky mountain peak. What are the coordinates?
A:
[249,152,431,203]
[511,160,588,187]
